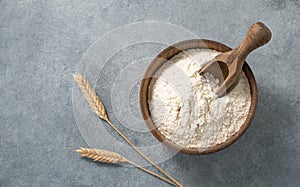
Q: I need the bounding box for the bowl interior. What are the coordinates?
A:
[140,39,258,154]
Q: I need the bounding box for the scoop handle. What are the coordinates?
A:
[237,22,272,60]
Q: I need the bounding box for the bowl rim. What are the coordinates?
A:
[139,39,258,155]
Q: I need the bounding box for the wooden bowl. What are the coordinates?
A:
[139,39,258,154]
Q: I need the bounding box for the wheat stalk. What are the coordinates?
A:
[73,73,183,187]
[76,148,177,187]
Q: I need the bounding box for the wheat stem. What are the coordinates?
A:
[76,148,177,187]
[126,160,177,187]
[105,119,183,187]
[73,73,183,187]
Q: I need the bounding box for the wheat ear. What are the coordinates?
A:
[76,148,177,187]
[73,73,108,120]
[76,147,127,163]
[73,73,183,187]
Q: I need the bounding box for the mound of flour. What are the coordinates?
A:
[148,49,251,148]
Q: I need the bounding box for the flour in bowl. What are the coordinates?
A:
[148,49,251,149]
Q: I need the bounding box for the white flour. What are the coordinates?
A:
[148,49,251,149]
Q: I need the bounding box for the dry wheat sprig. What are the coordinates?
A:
[76,147,127,163]
[73,73,183,187]
[76,148,177,187]
[73,73,108,120]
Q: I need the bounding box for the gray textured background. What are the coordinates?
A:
[1,0,299,186]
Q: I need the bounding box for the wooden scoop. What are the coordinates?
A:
[199,22,272,97]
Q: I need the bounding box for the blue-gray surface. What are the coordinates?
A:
[1,0,299,186]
